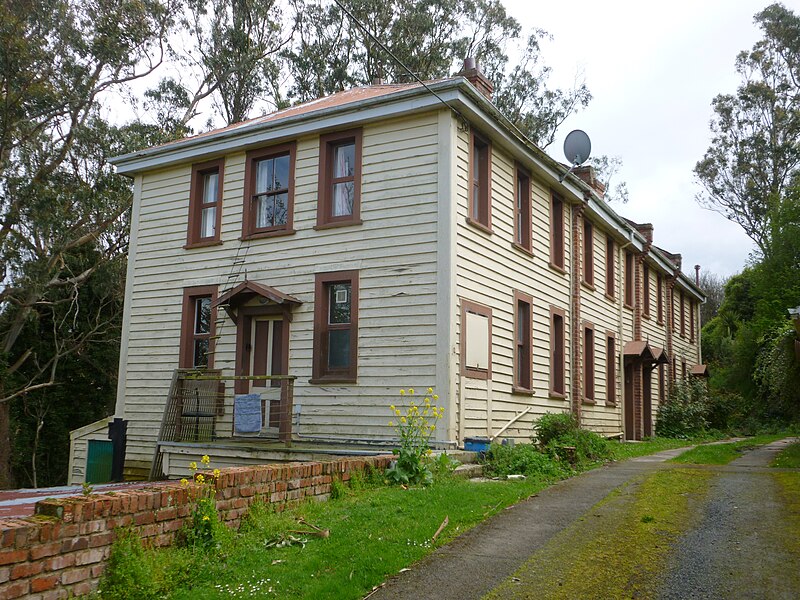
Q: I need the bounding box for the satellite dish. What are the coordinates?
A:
[563,130,591,166]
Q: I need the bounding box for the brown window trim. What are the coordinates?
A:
[624,251,634,309]
[179,285,218,369]
[643,262,651,319]
[680,290,686,338]
[690,299,696,343]
[549,306,566,398]
[242,142,296,240]
[316,129,363,228]
[606,331,617,405]
[461,299,493,380]
[605,235,615,299]
[468,129,492,231]
[583,321,595,404]
[514,164,532,252]
[512,241,534,257]
[311,270,359,383]
[186,159,224,249]
[513,290,534,394]
[658,363,666,402]
[582,219,594,288]
[550,193,565,271]
[657,273,664,325]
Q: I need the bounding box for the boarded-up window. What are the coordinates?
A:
[606,334,616,405]
[583,220,594,287]
[469,130,491,230]
[514,167,531,251]
[606,235,615,297]
[643,263,650,317]
[584,323,595,402]
[550,307,565,396]
[550,194,565,270]
[462,300,492,379]
[514,291,533,392]
[624,251,634,308]
[657,273,664,324]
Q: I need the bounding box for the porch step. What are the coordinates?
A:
[453,463,484,479]
[443,450,479,465]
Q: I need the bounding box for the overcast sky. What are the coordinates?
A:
[504,0,772,278]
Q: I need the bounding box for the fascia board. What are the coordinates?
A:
[111,82,463,174]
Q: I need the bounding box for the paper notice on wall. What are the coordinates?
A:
[234,394,262,434]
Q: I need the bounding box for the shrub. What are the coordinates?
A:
[544,428,612,464]
[656,379,710,438]
[534,412,577,447]
[484,443,568,479]
[100,529,159,600]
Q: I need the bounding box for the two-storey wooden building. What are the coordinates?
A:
[69,64,705,482]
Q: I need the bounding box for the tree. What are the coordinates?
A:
[698,271,728,326]
[589,155,629,204]
[0,0,175,487]
[282,0,590,148]
[694,3,800,257]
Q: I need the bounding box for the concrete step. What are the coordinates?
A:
[442,450,480,465]
[453,463,484,479]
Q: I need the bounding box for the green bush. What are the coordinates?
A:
[534,412,577,447]
[484,443,568,479]
[656,379,710,438]
[545,428,612,464]
[100,529,159,600]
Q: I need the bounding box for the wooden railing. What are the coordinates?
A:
[149,370,296,480]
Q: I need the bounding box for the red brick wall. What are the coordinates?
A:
[0,455,392,599]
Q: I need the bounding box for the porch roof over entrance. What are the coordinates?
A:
[650,346,670,365]
[213,280,302,310]
[623,340,656,362]
[690,364,710,377]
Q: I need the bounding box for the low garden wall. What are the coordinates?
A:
[0,455,393,599]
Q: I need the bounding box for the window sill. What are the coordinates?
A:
[643,312,651,320]
[548,262,567,275]
[511,242,533,257]
[582,397,596,406]
[463,369,490,381]
[184,239,223,250]
[309,377,357,385]
[549,391,566,400]
[581,281,595,292]
[313,219,363,231]
[512,386,535,396]
[623,303,634,311]
[465,217,492,235]
[657,319,664,326]
[604,292,616,303]
[241,228,296,241]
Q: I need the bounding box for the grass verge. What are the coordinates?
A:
[101,475,554,599]
[771,441,800,468]
[670,434,786,465]
[485,468,714,599]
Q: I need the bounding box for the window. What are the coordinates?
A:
[681,360,687,380]
[605,235,615,297]
[583,323,595,402]
[690,300,696,342]
[643,263,650,318]
[243,143,295,239]
[312,271,359,382]
[513,291,533,392]
[180,286,218,368]
[550,307,566,396]
[671,288,676,332]
[606,334,616,404]
[468,130,491,230]
[680,290,686,338]
[624,251,634,308]
[659,363,665,402]
[514,166,531,252]
[317,129,362,228]
[461,300,492,379]
[583,220,594,287]
[657,273,664,324]
[186,159,223,247]
[550,194,565,270]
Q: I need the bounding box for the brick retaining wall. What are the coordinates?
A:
[0,455,392,599]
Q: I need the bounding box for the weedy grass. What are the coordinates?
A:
[771,441,800,468]
[670,434,786,465]
[607,437,705,462]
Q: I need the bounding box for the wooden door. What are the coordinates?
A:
[624,363,634,440]
[250,317,286,429]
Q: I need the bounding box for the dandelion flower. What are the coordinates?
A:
[427,387,434,394]
[196,474,205,484]
[408,388,414,395]
[399,389,406,395]
[213,469,221,478]
[431,425,436,431]
[201,455,211,465]
[389,421,394,427]
[400,416,407,424]
[433,394,439,400]
[189,461,198,470]
[203,515,210,521]
[390,405,395,411]
[180,478,189,486]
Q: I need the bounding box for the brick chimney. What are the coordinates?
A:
[458,57,493,100]
[573,165,606,197]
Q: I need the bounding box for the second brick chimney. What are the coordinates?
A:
[458,57,493,100]
[573,165,606,197]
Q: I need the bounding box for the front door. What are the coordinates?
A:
[624,362,634,440]
[250,316,286,430]
[643,367,652,437]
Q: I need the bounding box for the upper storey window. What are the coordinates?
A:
[550,194,565,271]
[243,143,296,239]
[468,130,491,231]
[514,166,531,252]
[317,129,363,228]
[186,159,223,248]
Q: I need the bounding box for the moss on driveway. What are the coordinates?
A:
[485,468,714,600]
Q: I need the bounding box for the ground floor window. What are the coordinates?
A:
[313,270,359,382]
[180,286,217,368]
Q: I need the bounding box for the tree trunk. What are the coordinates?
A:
[0,402,14,489]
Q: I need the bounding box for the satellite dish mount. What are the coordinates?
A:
[559,129,592,183]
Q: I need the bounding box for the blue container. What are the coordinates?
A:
[464,437,491,453]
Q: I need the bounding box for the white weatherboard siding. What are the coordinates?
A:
[453,120,573,443]
[119,112,444,467]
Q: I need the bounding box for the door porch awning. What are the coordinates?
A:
[690,364,710,377]
[212,280,302,323]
